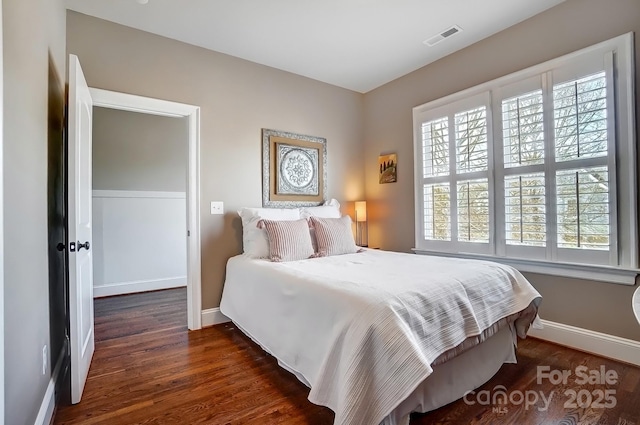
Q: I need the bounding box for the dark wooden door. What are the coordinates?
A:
[47,53,70,402]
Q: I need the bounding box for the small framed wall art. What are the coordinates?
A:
[262,128,327,207]
[379,153,397,184]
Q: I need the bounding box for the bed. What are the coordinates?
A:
[220,248,541,425]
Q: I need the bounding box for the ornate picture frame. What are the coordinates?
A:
[262,129,327,207]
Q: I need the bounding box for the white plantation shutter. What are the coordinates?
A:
[415,93,492,254]
[421,117,452,243]
[556,167,609,250]
[553,72,608,162]
[496,69,615,263]
[457,179,489,243]
[504,173,546,247]
[421,117,449,178]
[551,68,616,265]
[502,90,545,168]
[414,34,636,275]
[455,106,488,173]
[454,106,490,245]
[423,183,450,241]
[497,81,548,259]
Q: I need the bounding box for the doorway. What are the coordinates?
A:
[0,1,4,419]
[90,89,202,330]
[92,107,188,305]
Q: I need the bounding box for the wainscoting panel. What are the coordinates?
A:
[92,190,187,297]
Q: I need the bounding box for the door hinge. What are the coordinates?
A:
[69,242,76,252]
[187,230,190,237]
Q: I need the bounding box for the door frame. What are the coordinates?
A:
[90,88,202,330]
[0,0,5,420]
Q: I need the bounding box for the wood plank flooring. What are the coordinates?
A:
[54,288,640,425]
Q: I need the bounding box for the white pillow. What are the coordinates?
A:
[238,207,300,258]
[300,198,341,219]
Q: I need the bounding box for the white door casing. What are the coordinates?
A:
[0,1,5,421]
[89,88,202,330]
[68,54,95,404]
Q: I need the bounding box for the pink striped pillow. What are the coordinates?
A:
[309,216,360,257]
[259,219,315,262]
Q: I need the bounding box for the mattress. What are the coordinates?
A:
[220,249,541,425]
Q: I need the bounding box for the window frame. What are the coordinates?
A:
[412,33,637,285]
[416,92,494,254]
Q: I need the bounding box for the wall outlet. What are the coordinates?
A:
[42,345,48,375]
[210,201,224,215]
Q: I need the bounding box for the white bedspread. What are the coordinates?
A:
[220,249,541,425]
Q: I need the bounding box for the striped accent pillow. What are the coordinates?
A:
[309,216,360,257]
[259,219,315,262]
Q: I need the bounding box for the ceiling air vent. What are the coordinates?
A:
[423,25,463,47]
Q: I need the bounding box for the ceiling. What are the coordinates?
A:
[65,0,565,93]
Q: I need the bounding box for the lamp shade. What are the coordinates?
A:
[355,201,367,222]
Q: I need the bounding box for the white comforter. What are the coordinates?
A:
[220,249,541,425]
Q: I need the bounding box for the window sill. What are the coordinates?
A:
[411,249,638,285]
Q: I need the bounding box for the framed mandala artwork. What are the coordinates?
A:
[262,129,327,207]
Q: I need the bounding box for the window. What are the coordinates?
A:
[413,34,637,279]
[418,93,493,254]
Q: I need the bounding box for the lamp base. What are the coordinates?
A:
[355,221,368,247]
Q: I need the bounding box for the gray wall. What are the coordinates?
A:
[3,0,67,423]
[93,107,187,192]
[363,0,640,341]
[67,11,365,310]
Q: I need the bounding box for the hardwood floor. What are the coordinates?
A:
[54,289,640,425]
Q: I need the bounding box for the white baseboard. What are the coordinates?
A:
[528,319,640,367]
[201,308,230,327]
[94,277,186,298]
[34,343,67,425]
[34,379,55,425]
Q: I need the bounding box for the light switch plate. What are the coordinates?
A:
[210,201,224,215]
